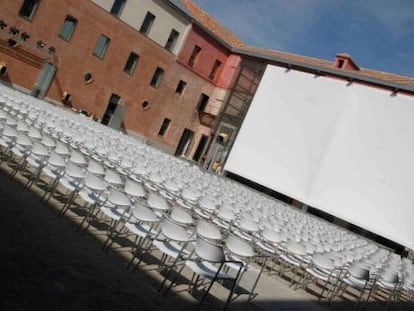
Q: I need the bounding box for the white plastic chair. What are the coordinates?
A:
[333,263,373,305]
[279,240,308,286]
[100,188,132,250]
[77,173,108,233]
[163,235,244,311]
[299,253,339,300]
[125,203,161,269]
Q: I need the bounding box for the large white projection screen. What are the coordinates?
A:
[225,65,414,249]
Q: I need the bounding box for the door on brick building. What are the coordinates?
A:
[33,62,56,98]
[175,128,194,156]
[101,93,123,128]
[192,134,209,163]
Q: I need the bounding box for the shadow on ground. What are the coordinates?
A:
[0,166,412,311]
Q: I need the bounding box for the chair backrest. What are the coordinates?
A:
[161,218,192,242]
[16,133,32,147]
[65,162,85,179]
[132,203,158,223]
[104,169,123,186]
[380,271,399,284]
[87,159,105,176]
[216,206,235,222]
[107,188,131,206]
[196,219,222,241]
[348,264,370,280]
[170,207,193,226]
[147,192,169,211]
[54,142,70,155]
[226,234,255,258]
[84,173,107,191]
[195,236,225,263]
[285,240,307,256]
[239,216,259,233]
[48,151,66,167]
[124,179,145,198]
[262,227,282,244]
[28,126,42,140]
[69,149,87,166]
[40,135,56,148]
[31,142,48,157]
[312,253,334,270]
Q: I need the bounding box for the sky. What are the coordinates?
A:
[192,0,414,78]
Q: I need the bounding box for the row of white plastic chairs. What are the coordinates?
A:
[0,84,413,307]
[0,85,373,248]
[0,85,410,266]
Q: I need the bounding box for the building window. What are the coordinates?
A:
[18,0,39,20]
[139,12,155,36]
[209,59,222,80]
[142,101,149,110]
[158,118,171,137]
[124,52,139,74]
[197,93,209,112]
[175,80,187,94]
[150,67,164,88]
[58,16,77,41]
[165,29,179,52]
[84,72,93,83]
[93,35,110,58]
[188,45,201,67]
[110,0,126,16]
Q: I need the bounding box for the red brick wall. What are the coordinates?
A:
[0,0,228,157]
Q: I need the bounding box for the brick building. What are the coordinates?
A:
[0,0,241,161]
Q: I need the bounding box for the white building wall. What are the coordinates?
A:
[91,0,190,54]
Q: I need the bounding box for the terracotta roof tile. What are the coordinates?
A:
[180,0,245,47]
[237,45,414,89]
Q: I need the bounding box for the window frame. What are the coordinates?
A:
[188,45,201,67]
[197,93,209,112]
[139,12,155,36]
[165,29,179,52]
[158,118,171,137]
[18,0,40,20]
[123,52,139,74]
[110,0,126,17]
[209,59,222,80]
[150,67,164,88]
[58,15,78,42]
[93,34,110,59]
[175,80,187,95]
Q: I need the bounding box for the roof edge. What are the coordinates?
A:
[232,46,414,94]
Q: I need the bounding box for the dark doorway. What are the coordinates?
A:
[101,93,120,125]
[192,134,209,162]
[175,128,194,156]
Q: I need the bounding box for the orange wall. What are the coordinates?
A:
[177,24,239,89]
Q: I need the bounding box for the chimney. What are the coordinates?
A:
[334,53,359,71]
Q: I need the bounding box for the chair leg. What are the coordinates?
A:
[222,265,244,311]
[248,256,267,301]
[196,267,222,311]
[161,258,187,295]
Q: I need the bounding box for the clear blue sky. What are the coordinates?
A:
[192,0,414,78]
